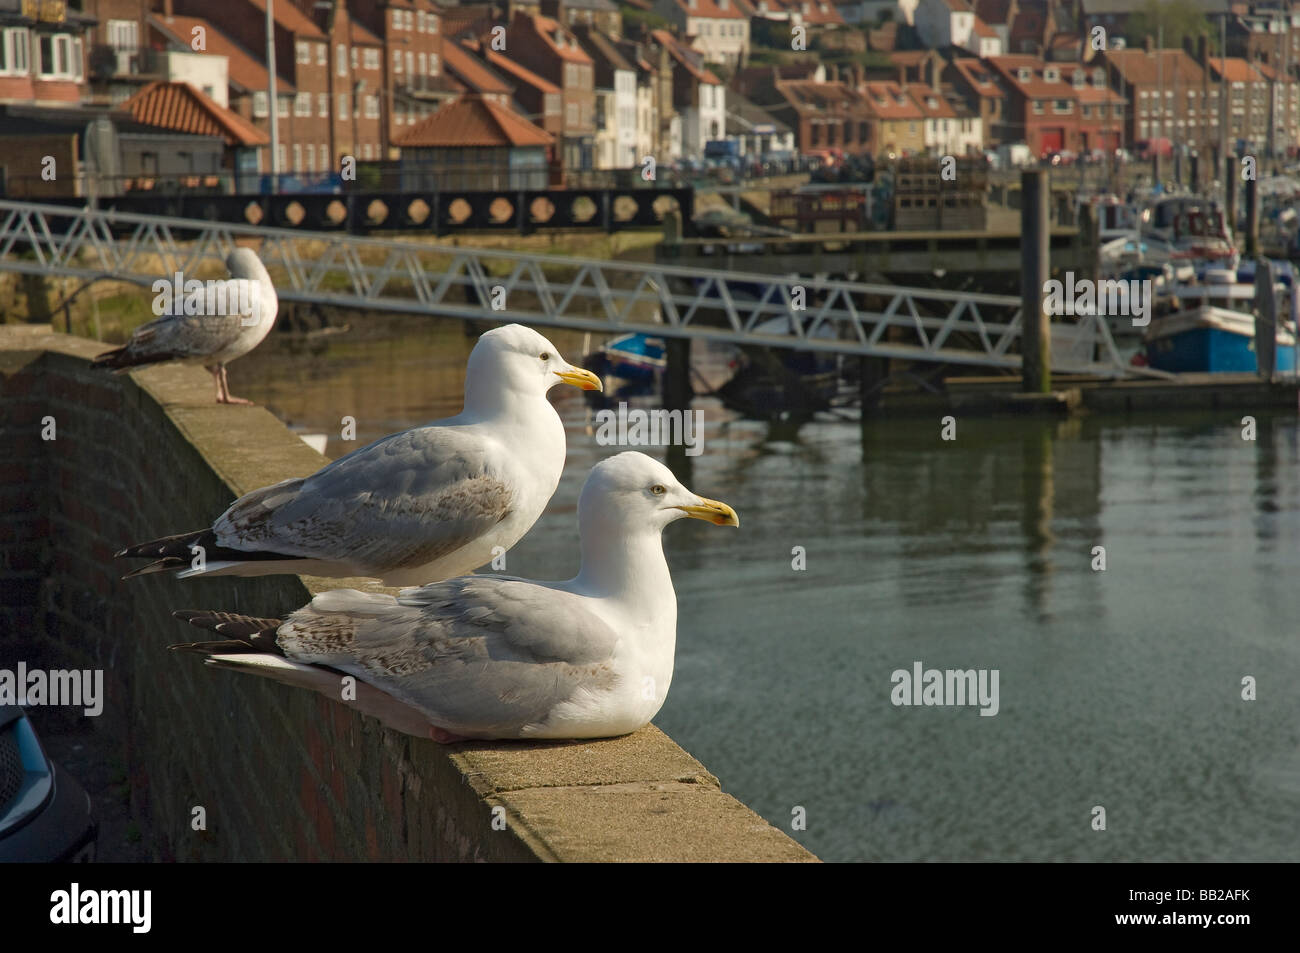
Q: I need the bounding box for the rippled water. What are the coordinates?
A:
[232,321,1300,862]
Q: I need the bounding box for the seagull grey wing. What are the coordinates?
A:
[211,426,514,571]
[123,308,249,363]
[278,580,620,736]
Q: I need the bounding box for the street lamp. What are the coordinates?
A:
[266,0,279,188]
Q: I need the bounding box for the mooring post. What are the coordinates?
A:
[1189,151,1199,193]
[859,355,887,415]
[1245,174,1259,258]
[1151,151,1161,188]
[1021,169,1051,394]
[1225,156,1237,234]
[662,336,692,413]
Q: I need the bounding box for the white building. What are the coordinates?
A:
[653,0,749,67]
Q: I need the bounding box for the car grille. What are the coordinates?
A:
[0,724,22,814]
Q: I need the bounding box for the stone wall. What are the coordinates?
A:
[0,326,814,862]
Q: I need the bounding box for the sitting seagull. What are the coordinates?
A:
[91,247,278,405]
[117,324,601,586]
[170,452,739,742]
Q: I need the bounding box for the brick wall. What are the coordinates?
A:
[0,326,815,862]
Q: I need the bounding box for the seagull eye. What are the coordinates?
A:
[539,352,551,361]
[650,484,666,496]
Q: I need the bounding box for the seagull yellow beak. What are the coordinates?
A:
[675,496,740,527]
[554,366,603,391]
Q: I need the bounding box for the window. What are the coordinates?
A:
[352,47,358,69]
[429,53,439,75]
[364,49,379,70]
[253,91,269,117]
[417,10,426,32]
[406,51,413,76]
[1033,100,1045,114]
[37,34,75,79]
[295,92,311,116]
[418,51,426,75]
[1053,99,1072,113]
[567,102,578,125]
[0,28,30,75]
[72,37,82,79]
[1044,67,1059,82]
[393,50,402,72]
[277,144,287,170]
[293,143,302,170]
[337,44,347,77]
[405,10,414,30]
[338,92,349,115]
[365,94,379,118]
[319,92,328,117]
[306,145,315,172]
[1082,104,1092,118]
[278,97,289,118]
[392,9,402,30]
[430,14,438,34]
[320,144,329,169]
[297,41,310,64]
[317,43,327,66]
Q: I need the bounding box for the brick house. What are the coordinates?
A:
[348,0,448,158]
[1102,46,1216,158]
[1208,56,1271,155]
[506,10,594,172]
[946,56,1008,147]
[989,54,1124,157]
[0,0,94,107]
[171,0,330,176]
[652,0,748,67]
[650,28,723,157]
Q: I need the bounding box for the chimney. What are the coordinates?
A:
[930,57,940,92]
[164,0,173,15]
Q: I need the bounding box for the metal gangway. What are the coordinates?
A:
[0,199,1135,377]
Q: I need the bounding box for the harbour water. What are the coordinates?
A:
[231,320,1300,862]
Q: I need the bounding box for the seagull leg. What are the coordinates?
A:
[205,364,224,403]
[216,364,255,406]
[429,725,468,744]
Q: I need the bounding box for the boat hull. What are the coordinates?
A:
[1146,307,1297,373]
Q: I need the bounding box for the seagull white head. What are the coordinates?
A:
[467,325,601,405]
[579,451,739,534]
[225,247,269,282]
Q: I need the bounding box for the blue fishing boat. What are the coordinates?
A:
[1144,272,1297,373]
[602,333,666,384]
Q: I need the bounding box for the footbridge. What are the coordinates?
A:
[0,199,1134,377]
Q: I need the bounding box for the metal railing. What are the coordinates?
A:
[0,199,1135,376]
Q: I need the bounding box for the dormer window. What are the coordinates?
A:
[719,0,729,7]
[1072,70,1084,87]
[1044,67,1059,82]
[1093,67,1106,85]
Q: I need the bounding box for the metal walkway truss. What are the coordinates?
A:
[0,199,1135,377]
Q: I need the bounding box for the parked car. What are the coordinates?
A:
[0,706,97,862]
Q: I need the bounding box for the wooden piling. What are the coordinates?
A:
[1021,170,1051,394]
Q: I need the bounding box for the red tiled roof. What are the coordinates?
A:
[444,42,513,94]
[972,17,997,38]
[120,80,268,147]
[393,95,554,147]
[862,80,923,119]
[1103,49,1206,86]
[989,55,1072,97]
[244,0,325,38]
[794,0,845,25]
[485,50,560,94]
[672,0,745,18]
[651,29,722,84]
[349,19,382,46]
[150,14,294,94]
[949,57,1001,96]
[533,15,596,64]
[905,83,957,118]
[1208,57,1264,83]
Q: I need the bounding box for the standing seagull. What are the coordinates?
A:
[170,452,739,742]
[92,247,278,404]
[116,324,601,586]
